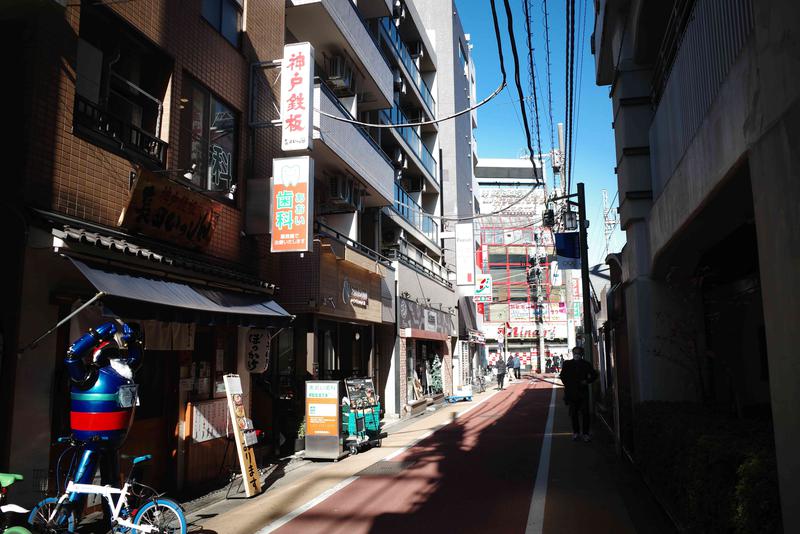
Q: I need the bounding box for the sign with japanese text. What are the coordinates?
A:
[305,381,340,437]
[473,274,493,303]
[281,42,314,151]
[223,374,262,497]
[555,232,581,269]
[271,156,314,252]
[120,169,221,251]
[245,328,271,374]
[455,222,476,286]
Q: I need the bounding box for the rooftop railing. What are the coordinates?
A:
[393,182,438,243]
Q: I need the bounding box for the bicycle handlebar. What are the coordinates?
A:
[56,435,110,446]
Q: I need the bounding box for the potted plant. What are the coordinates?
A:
[294,418,306,452]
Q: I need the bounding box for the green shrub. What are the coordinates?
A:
[633,402,781,534]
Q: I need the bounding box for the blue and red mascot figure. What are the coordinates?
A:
[63,321,143,518]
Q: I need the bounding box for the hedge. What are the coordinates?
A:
[633,401,782,533]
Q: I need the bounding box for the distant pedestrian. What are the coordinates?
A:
[506,355,515,382]
[495,358,507,390]
[546,357,553,373]
[559,347,599,442]
[513,355,521,379]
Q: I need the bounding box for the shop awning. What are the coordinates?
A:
[70,258,294,327]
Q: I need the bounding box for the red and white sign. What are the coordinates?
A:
[271,156,314,252]
[455,222,476,286]
[281,42,314,151]
[473,274,493,302]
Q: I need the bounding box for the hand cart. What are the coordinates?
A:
[342,378,387,456]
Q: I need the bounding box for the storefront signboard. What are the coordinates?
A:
[223,374,262,497]
[398,298,457,336]
[455,222,476,286]
[342,277,369,308]
[473,274,493,303]
[119,169,221,251]
[306,381,340,436]
[245,328,271,374]
[280,42,314,151]
[271,156,314,252]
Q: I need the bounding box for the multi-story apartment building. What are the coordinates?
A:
[593,0,799,526]
[1,0,291,503]
[475,159,577,374]
[417,0,484,391]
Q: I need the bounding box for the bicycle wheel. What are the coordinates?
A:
[132,499,186,534]
[27,497,76,533]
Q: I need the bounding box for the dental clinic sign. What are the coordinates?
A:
[271,156,314,252]
[281,42,314,151]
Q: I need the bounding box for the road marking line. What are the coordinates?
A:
[525,382,557,534]
[254,476,359,534]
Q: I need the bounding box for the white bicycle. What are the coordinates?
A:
[28,439,186,533]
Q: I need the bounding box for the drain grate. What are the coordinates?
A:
[356,460,416,477]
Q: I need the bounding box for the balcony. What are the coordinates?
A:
[73,94,167,168]
[392,182,438,243]
[379,107,437,185]
[379,17,436,118]
[314,82,395,206]
[286,0,393,110]
[386,239,453,290]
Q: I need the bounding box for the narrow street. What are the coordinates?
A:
[192,379,674,534]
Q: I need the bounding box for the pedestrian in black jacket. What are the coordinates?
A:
[495,357,507,390]
[559,346,599,441]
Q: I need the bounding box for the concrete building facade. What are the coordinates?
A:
[593,0,800,527]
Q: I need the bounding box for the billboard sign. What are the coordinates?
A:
[281,42,314,151]
[473,274,493,303]
[455,222,476,286]
[271,156,314,252]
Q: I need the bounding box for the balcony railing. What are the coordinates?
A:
[379,107,437,179]
[379,17,435,117]
[393,182,438,243]
[316,221,394,269]
[74,94,167,168]
[385,239,453,289]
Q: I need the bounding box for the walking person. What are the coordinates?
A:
[560,346,599,442]
[513,355,521,379]
[495,357,507,390]
[506,354,515,382]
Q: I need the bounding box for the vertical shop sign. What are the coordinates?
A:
[281,42,314,151]
[455,222,476,286]
[245,328,270,373]
[271,156,314,252]
[305,381,340,436]
[223,374,262,497]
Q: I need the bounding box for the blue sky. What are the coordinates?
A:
[454,0,625,266]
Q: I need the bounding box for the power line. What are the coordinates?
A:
[541,0,556,153]
[523,0,544,163]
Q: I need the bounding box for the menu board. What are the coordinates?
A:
[344,378,377,409]
[192,398,228,443]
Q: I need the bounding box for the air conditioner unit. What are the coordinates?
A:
[393,71,403,89]
[409,42,424,59]
[327,55,356,97]
[329,175,353,205]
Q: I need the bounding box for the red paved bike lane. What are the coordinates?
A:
[273,380,553,534]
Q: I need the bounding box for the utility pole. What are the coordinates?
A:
[577,182,593,365]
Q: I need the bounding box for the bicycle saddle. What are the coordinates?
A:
[0,473,22,488]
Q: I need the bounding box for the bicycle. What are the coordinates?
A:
[28,437,186,533]
[1,472,31,534]
[472,373,486,394]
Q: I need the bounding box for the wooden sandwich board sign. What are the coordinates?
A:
[223,374,262,497]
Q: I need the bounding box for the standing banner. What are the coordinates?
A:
[271,156,314,252]
[455,222,476,286]
[223,375,262,497]
[280,42,314,151]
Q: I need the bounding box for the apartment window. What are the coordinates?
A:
[202,0,242,47]
[179,79,238,198]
